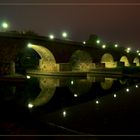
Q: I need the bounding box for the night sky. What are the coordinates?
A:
[0,0,140,49]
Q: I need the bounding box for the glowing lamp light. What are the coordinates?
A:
[74,94,78,97]
[102,44,106,49]
[113,94,117,98]
[136,50,139,53]
[126,47,131,53]
[1,22,9,29]
[136,85,139,88]
[138,53,140,56]
[96,39,100,44]
[126,88,130,92]
[27,43,32,48]
[62,32,68,38]
[26,75,31,79]
[28,103,34,109]
[115,44,118,47]
[83,41,86,44]
[49,34,54,40]
[96,100,99,104]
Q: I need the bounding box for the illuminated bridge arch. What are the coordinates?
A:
[101,53,116,68]
[70,50,93,71]
[28,44,59,72]
[133,57,140,66]
[120,56,130,67]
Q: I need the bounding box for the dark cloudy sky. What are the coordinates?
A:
[0,0,140,49]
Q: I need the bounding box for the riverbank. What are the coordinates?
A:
[27,67,140,78]
[27,70,87,77]
[0,74,26,84]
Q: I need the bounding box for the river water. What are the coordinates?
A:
[0,75,140,136]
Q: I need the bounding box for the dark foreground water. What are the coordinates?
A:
[1,75,140,136]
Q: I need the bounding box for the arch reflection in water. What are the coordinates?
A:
[28,77,59,108]
[69,79,92,97]
[119,79,127,85]
[100,78,114,90]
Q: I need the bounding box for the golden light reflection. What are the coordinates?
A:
[28,77,59,107]
[119,79,127,85]
[100,78,114,90]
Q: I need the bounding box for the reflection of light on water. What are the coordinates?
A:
[63,111,66,117]
[71,80,74,85]
[74,94,78,97]
[100,78,114,90]
[119,79,127,85]
[96,100,99,104]
[69,79,92,97]
[136,85,139,88]
[126,88,130,92]
[113,94,117,98]
[28,103,34,108]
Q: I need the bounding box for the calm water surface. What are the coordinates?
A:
[0,75,140,136]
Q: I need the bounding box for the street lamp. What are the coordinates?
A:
[83,41,86,44]
[96,39,100,44]
[102,44,106,49]
[27,43,32,48]
[1,22,9,29]
[126,47,131,53]
[62,32,68,38]
[49,34,54,40]
[114,44,118,48]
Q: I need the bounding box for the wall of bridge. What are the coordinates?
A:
[0,33,139,74]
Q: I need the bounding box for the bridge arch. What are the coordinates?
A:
[70,50,93,71]
[101,53,116,68]
[28,44,59,72]
[133,57,140,66]
[120,56,130,66]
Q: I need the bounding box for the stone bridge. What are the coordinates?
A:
[0,32,139,74]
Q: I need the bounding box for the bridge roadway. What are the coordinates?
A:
[0,32,139,75]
